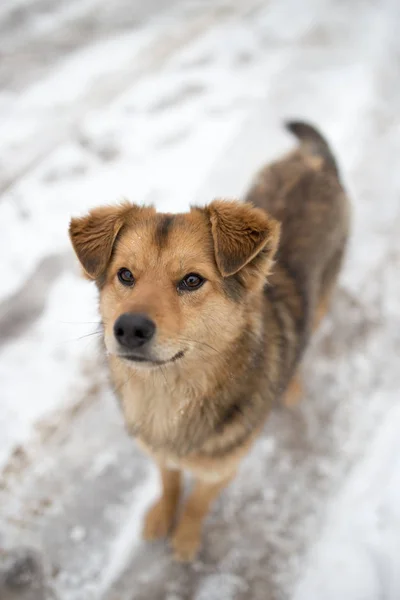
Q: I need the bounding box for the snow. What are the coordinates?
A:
[295,403,400,600]
[0,273,99,468]
[1,0,400,598]
[98,473,158,594]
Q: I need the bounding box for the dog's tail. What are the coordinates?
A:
[285,120,339,179]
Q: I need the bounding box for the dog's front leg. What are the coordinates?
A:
[143,466,181,540]
[171,474,233,562]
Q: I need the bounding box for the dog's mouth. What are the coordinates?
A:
[118,349,186,366]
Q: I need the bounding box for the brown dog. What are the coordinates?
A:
[69,122,350,561]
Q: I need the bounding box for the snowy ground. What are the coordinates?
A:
[1,0,400,598]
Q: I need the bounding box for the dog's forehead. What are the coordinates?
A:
[116,208,213,269]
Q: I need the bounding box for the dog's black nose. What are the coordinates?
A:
[114,313,156,349]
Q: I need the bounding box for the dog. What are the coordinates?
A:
[69,121,350,561]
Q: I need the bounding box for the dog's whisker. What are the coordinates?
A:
[76,331,103,341]
[175,337,222,356]
[59,320,102,325]
[113,368,137,396]
[159,364,173,396]
[60,330,103,344]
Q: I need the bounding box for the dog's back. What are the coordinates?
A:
[245,122,350,381]
[246,121,350,318]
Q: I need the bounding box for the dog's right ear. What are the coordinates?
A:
[69,202,134,279]
[206,199,280,277]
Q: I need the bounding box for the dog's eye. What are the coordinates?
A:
[178,273,205,291]
[117,268,135,287]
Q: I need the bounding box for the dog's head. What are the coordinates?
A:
[69,200,280,369]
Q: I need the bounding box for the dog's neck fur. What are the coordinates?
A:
[108,291,280,458]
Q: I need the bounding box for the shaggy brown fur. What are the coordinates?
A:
[69,121,350,561]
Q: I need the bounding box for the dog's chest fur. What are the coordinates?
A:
[109,357,224,456]
[108,323,273,461]
[121,371,199,449]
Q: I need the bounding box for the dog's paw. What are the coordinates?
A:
[143,499,173,540]
[171,522,201,562]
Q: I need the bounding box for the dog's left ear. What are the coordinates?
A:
[206,199,280,277]
[69,202,135,279]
